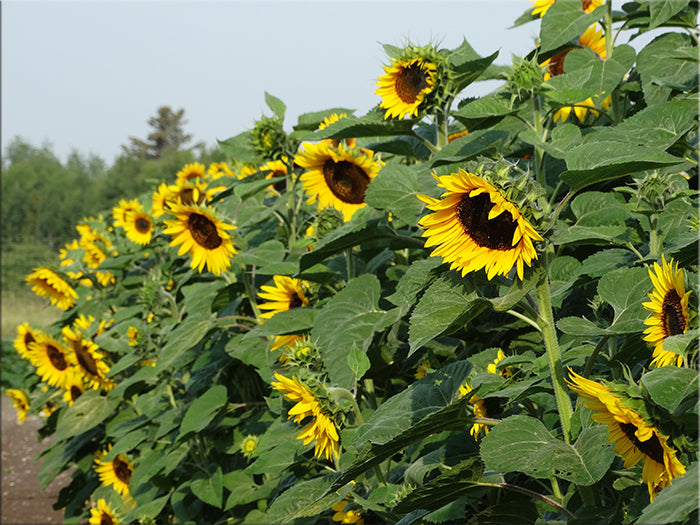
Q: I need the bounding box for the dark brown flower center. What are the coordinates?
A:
[135,217,151,234]
[581,0,594,10]
[47,344,68,371]
[70,386,83,402]
[188,213,223,250]
[619,422,665,464]
[24,332,35,347]
[72,340,99,376]
[113,456,132,484]
[289,292,303,309]
[396,63,431,103]
[456,192,517,250]
[547,48,573,77]
[179,188,205,206]
[100,511,114,525]
[322,159,370,205]
[662,289,686,337]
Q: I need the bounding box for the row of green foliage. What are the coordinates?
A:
[7,1,699,525]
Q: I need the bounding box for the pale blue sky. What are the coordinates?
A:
[2,1,542,164]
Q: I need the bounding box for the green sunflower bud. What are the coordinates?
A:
[505,54,546,100]
[251,115,287,160]
[314,208,344,239]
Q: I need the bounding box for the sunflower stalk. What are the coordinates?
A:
[535,263,574,443]
[531,94,547,189]
[239,264,261,319]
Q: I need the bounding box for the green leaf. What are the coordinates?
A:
[224,332,269,370]
[660,331,698,357]
[409,273,490,356]
[480,415,615,485]
[55,390,119,441]
[156,315,212,371]
[364,164,424,224]
[293,107,355,131]
[569,191,627,226]
[638,464,698,525]
[385,257,443,315]
[234,239,286,270]
[597,266,649,333]
[561,142,683,192]
[125,494,171,523]
[312,275,384,389]
[641,366,698,414]
[265,475,339,524]
[649,0,691,28]
[179,385,228,437]
[448,39,499,94]
[490,266,543,312]
[264,92,286,121]
[539,1,608,53]
[452,93,515,119]
[519,123,582,160]
[304,111,414,141]
[348,347,371,381]
[218,131,259,164]
[191,464,224,508]
[233,178,275,200]
[577,248,636,278]
[430,130,510,167]
[244,307,317,339]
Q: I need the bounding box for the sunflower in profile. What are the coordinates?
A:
[318,113,355,148]
[566,369,686,501]
[176,162,208,185]
[151,182,173,218]
[257,275,310,320]
[163,203,237,276]
[271,373,340,461]
[531,0,603,17]
[376,56,438,119]
[123,210,154,245]
[14,322,42,360]
[62,323,112,390]
[295,142,383,221]
[260,157,289,195]
[642,256,691,368]
[541,24,610,122]
[6,389,30,423]
[418,170,543,280]
[94,446,133,498]
[26,267,78,310]
[112,199,143,229]
[28,334,73,388]
[88,498,120,525]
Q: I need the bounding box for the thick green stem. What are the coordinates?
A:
[532,95,547,189]
[240,264,261,319]
[604,1,614,60]
[648,213,661,256]
[536,268,574,443]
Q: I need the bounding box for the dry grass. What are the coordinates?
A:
[1,291,62,340]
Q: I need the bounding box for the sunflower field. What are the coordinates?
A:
[5,1,699,524]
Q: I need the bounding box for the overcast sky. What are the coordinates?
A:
[2,1,543,164]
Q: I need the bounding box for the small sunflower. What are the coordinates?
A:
[487,349,514,379]
[25,267,78,310]
[240,434,260,459]
[332,500,365,524]
[127,326,139,347]
[162,203,237,276]
[6,389,30,423]
[28,334,73,388]
[176,162,208,185]
[151,182,172,218]
[112,199,143,229]
[376,57,438,119]
[88,498,120,525]
[458,382,491,440]
[208,161,235,179]
[566,369,686,501]
[295,142,382,221]
[123,210,154,245]
[63,373,86,406]
[318,113,355,148]
[94,446,133,497]
[62,324,112,390]
[418,170,543,280]
[642,256,691,368]
[531,0,603,17]
[260,157,289,194]
[14,322,42,360]
[271,373,340,461]
[257,275,310,320]
[415,359,432,379]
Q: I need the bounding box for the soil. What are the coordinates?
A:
[1,396,72,525]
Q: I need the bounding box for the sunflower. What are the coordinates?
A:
[151,182,172,218]
[318,113,355,148]
[240,434,260,459]
[260,157,289,194]
[332,500,365,524]
[295,142,382,221]
[162,203,237,276]
[487,349,514,379]
[271,373,340,461]
[257,275,310,320]
[62,373,85,406]
[418,170,543,280]
[541,24,610,122]
[176,162,208,185]
[238,163,257,180]
[123,210,154,245]
[376,57,438,119]
[415,360,432,379]
[6,389,30,423]
[94,446,133,497]
[208,161,235,179]
[127,326,139,347]
[88,498,120,525]
[531,0,603,17]
[62,324,112,390]
[566,369,686,501]
[458,382,491,440]
[14,322,42,360]
[28,334,73,388]
[642,256,691,368]
[25,267,78,310]
[112,199,143,229]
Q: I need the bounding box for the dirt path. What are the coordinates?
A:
[1,396,72,525]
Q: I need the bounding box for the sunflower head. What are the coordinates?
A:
[94,447,134,497]
[25,267,78,310]
[240,434,260,459]
[376,43,447,120]
[251,115,288,160]
[123,210,154,245]
[417,161,545,280]
[6,389,30,423]
[318,113,356,148]
[258,275,310,320]
[505,54,547,100]
[88,498,120,525]
[176,162,208,185]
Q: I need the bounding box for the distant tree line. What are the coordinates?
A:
[1,106,225,250]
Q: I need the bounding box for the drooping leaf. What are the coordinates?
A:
[385,257,443,316]
[430,130,510,167]
[55,390,120,441]
[264,92,286,121]
[179,385,228,437]
[191,464,224,508]
[243,307,317,339]
[303,111,415,142]
[217,131,259,164]
[265,475,339,524]
[637,464,698,525]
[641,366,698,414]
[539,1,608,53]
[348,346,371,382]
[365,164,425,225]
